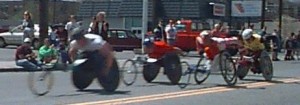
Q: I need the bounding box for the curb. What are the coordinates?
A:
[0,68,25,72]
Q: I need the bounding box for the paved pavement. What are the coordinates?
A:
[0,52,289,72]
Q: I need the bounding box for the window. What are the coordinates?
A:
[108,30,117,38]
[117,31,127,38]
[175,24,186,31]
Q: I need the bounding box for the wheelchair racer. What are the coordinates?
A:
[240,29,266,73]
[196,30,239,70]
[68,27,114,76]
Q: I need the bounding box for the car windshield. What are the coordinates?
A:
[175,24,186,31]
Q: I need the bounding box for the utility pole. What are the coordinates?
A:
[152,0,158,28]
[53,0,57,24]
[278,0,283,36]
[142,0,148,54]
[261,0,266,29]
[39,0,49,47]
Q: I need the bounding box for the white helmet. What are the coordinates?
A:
[200,30,210,37]
[23,38,31,43]
[242,29,253,40]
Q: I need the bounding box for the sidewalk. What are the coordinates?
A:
[0,61,24,72]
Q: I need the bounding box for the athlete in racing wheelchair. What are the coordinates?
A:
[237,29,273,81]
[68,27,120,92]
[142,36,183,84]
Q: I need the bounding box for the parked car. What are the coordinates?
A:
[107,28,142,51]
[0,24,51,49]
[0,28,9,33]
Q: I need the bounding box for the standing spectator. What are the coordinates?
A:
[15,38,41,70]
[270,32,280,61]
[153,20,164,40]
[260,26,267,37]
[272,29,282,51]
[88,12,109,40]
[164,19,177,46]
[49,25,59,46]
[21,11,34,41]
[295,32,300,60]
[65,15,80,41]
[284,33,295,60]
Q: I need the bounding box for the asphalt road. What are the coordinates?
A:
[1,47,300,105]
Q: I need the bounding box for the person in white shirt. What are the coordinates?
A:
[164,19,177,46]
[65,15,80,41]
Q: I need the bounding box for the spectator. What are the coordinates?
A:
[21,11,34,42]
[211,23,227,38]
[153,20,165,40]
[284,33,295,60]
[260,26,267,37]
[270,32,280,61]
[55,23,68,46]
[164,19,177,46]
[65,15,80,41]
[15,38,41,70]
[49,25,59,46]
[88,12,109,40]
[38,38,57,63]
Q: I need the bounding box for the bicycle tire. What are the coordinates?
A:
[178,61,191,89]
[194,57,210,84]
[28,69,54,96]
[219,51,237,86]
[260,51,273,81]
[121,59,138,86]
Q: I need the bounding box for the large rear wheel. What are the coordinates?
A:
[97,59,120,92]
[164,53,182,85]
[143,62,160,83]
[260,51,273,81]
[236,64,250,80]
[72,63,95,90]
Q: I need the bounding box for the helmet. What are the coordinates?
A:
[23,38,31,43]
[214,24,220,28]
[200,30,210,37]
[242,29,253,40]
[71,27,85,40]
[143,36,155,47]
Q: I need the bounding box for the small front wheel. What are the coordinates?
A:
[121,59,138,86]
[194,57,210,84]
[219,51,237,86]
[28,69,54,96]
[178,61,191,89]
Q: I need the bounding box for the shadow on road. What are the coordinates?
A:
[53,89,131,97]
[150,81,175,86]
[78,89,131,95]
